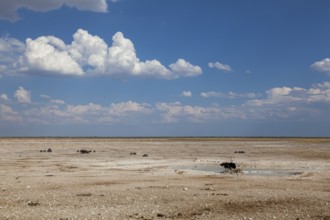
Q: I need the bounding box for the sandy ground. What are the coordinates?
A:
[0,137,329,220]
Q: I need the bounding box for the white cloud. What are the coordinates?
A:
[14,86,31,104]
[0,93,9,101]
[40,94,65,104]
[0,104,22,122]
[50,99,65,105]
[0,29,202,79]
[306,82,330,103]
[311,58,330,75]
[107,32,141,74]
[181,91,192,97]
[0,0,108,22]
[22,100,152,125]
[99,101,153,123]
[103,32,171,78]
[169,59,202,78]
[0,36,25,52]
[208,61,232,72]
[266,87,292,98]
[63,103,104,123]
[3,82,330,126]
[109,101,151,115]
[201,91,259,99]
[244,82,330,120]
[25,36,84,75]
[263,86,314,104]
[69,29,108,74]
[156,102,245,123]
[40,94,51,99]
[0,36,25,75]
[200,92,216,98]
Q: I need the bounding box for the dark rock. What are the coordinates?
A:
[47,148,52,153]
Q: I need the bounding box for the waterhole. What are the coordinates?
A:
[175,165,303,177]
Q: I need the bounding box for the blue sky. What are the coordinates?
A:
[1,0,330,137]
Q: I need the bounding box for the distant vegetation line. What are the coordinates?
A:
[0,136,329,139]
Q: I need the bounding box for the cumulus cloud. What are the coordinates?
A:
[0,29,202,79]
[14,86,31,104]
[181,91,192,97]
[307,82,330,102]
[261,86,323,104]
[0,0,108,22]
[169,59,202,78]
[201,91,259,99]
[25,36,84,75]
[208,61,232,72]
[244,82,330,120]
[311,58,330,75]
[69,29,108,73]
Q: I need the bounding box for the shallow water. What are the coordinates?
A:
[175,165,303,176]
[242,169,303,176]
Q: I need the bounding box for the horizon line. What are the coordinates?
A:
[0,136,329,139]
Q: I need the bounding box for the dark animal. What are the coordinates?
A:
[234,151,245,154]
[220,162,236,170]
[79,149,92,154]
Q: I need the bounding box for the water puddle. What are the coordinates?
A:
[242,169,303,176]
[175,165,303,177]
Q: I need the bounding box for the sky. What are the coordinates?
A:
[1,0,330,137]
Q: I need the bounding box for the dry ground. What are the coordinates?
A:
[0,138,329,219]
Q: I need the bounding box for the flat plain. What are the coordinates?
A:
[0,137,329,219]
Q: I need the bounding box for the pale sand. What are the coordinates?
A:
[0,138,329,219]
